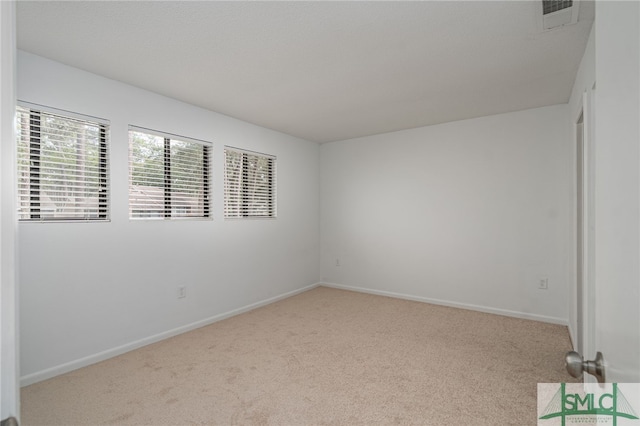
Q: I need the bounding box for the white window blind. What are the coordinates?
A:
[224,147,276,218]
[128,127,211,219]
[16,104,110,221]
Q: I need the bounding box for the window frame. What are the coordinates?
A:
[128,126,212,221]
[224,146,277,219]
[16,102,110,223]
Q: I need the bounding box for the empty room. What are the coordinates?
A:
[1,1,639,425]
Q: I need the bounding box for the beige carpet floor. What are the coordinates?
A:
[21,287,575,425]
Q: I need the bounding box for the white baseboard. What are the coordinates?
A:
[321,282,569,326]
[22,281,569,386]
[21,282,321,387]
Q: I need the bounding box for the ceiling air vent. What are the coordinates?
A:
[541,0,579,30]
[543,1,573,15]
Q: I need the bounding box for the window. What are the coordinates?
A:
[224,147,276,218]
[128,127,211,219]
[16,104,109,221]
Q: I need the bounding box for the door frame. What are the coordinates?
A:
[0,0,19,421]
[574,89,597,380]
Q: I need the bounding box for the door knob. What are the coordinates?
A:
[0,417,18,426]
[565,351,605,383]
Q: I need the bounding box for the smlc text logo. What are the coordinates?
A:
[538,383,640,426]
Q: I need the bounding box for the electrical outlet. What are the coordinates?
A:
[538,278,549,290]
[336,258,340,267]
[178,286,186,298]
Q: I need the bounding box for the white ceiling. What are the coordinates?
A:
[16,1,594,143]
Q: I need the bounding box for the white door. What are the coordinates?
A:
[0,1,19,423]
[588,1,640,383]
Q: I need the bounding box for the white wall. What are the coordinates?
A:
[1,0,19,419]
[320,104,572,323]
[17,51,321,384]
[568,27,595,121]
